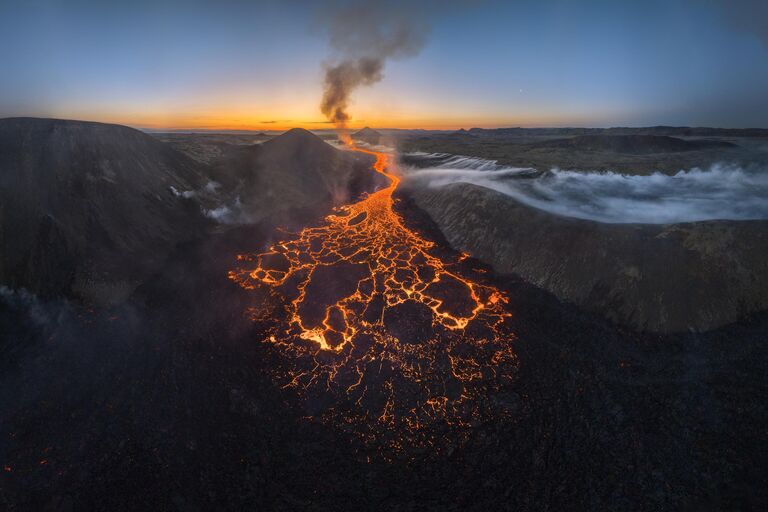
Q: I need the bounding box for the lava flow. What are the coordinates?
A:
[229,141,517,451]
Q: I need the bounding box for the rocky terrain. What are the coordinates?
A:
[0,120,385,304]
[208,128,387,224]
[353,126,383,145]
[399,128,768,174]
[1,120,766,510]
[1,193,766,511]
[0,118,214,304]
[155,132,273,164]
[404,182,768,332]
[537,134,735,153]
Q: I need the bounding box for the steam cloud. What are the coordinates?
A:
[319,1,429,129]
[404,155,768,224]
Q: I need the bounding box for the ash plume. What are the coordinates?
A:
[319,1,429,131]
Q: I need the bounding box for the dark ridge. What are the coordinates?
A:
[261,127,337,156]
[353,126,383,145]
[407,181,768,332]
[275,126,323,140]
[537,134,736,153]
[209,127,387,223]
[466,126,768,137]
[0,117,212,303]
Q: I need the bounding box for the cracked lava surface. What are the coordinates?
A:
[228,144,517,452]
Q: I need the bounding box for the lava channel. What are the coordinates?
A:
[229,143,517,452]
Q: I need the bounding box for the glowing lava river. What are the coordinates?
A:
[229,144,517,452]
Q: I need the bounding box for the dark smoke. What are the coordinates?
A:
[319,1,429,128]
[321,58,384,124]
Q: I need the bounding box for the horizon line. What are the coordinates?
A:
[3,116,768,133]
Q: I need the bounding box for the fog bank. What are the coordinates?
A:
[404,155,768,224]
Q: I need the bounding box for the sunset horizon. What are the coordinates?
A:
[4,1,768,131]
[11,114,767,134]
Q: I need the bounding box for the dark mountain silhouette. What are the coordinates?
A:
[0,117,212,303]
[353,126,383,145]
[466,126,768,137]
[400,126,763,175]
[0,121,389,301]
[537,134,735,153]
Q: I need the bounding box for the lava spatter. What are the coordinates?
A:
[229,144,517,451]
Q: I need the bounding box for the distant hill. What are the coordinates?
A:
[0,117,212,303]
[353,126,383,145]
[537,135,736,154]
[400,126,763,174]
[465,126,768,137]
[211,128,387,222]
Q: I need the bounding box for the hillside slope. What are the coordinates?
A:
[211,128,387,222]
[405,182,768,332]
[0,117,212,303]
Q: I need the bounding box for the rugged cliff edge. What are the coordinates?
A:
[405,181,768,332]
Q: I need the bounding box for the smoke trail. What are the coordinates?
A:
[320,58,384,125]
[319,1,429,132]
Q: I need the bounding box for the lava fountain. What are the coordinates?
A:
[229,140,517,452]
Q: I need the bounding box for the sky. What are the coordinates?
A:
[0,0,766,130]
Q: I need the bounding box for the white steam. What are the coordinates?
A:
[170,180,221,199]
[204,196,243,223]
[404,156,768,224]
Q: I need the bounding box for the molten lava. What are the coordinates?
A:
[229,141,516,451]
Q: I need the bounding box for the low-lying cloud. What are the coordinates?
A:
[404,155,768,224]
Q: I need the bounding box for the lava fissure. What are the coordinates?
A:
[229,143,517,450]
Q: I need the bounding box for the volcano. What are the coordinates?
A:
[210,128,387,223]
[352,126,383,145]
[228,144,514,448]
[0,120,767,511]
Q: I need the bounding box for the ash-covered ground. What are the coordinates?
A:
[1,195,767,511]
[1,122,767,511]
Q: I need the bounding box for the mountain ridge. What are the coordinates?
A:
[0,117,213,303]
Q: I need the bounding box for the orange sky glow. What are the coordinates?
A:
[54,108,604,132]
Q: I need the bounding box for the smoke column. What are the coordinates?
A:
[319,1,429,136]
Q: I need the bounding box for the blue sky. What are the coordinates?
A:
[0,0,766,129]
